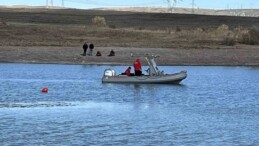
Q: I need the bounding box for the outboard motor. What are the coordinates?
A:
[104,69,116,77]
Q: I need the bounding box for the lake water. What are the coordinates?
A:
[0,63,259,145]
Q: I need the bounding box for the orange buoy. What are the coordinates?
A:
[41,87,48,93]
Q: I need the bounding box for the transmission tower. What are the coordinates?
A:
[166,0,181,13]
[192,0,195,13]
[46,0,54,7]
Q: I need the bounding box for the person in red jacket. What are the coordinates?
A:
[134,59,142,76]
[96,51,102,56]
[124,67,131,76]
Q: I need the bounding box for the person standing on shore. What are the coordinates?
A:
[82,42,88,56]
[89,43,94,56]
[134,59,142,76]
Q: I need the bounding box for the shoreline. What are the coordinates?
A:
[1,62,259,67]
[0,46,259,66]
[1,8,259,66]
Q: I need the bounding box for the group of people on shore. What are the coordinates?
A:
[83,42,142,76]
[82,43,94,56]
[124,59,142,76]
[82,42,115,57]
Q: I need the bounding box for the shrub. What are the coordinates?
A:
[137,27,144,30]
[166,28,172,34]
[195,27,203,33]
[216,24,230,36]
[175,26,181,32]
[92,16,107,27]
[239,27,259,45]
[109,24,116,29]
[222,34,236,46]
[217,24,229,32]
[0,21,7,26]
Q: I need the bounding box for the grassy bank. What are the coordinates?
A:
[0,8,259,65]
[0,8,259,48]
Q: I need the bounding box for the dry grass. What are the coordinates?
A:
[1,21,259,48]
[0,8,259,49]
[1,8,259,65]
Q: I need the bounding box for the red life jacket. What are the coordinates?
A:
[134,59,142,71]
[125,68,131,76]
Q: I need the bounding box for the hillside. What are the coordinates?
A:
[1,7,259,47]
[97,7,259,17]
[0,7,259,65]
[1,7,259,28]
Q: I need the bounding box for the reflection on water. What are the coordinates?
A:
[0,64,259,145]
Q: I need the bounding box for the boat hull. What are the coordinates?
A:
[102,71,187,84]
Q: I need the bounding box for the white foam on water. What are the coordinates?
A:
[0,78,88,83]
[0,101,134,111]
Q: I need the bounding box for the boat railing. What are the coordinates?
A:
[131,53,164,76]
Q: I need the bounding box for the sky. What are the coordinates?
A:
[1,0,259,9]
